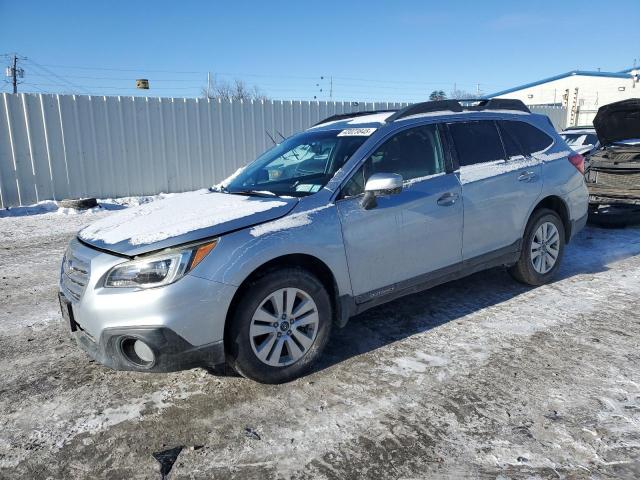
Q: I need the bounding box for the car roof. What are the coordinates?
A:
[308,98,539,133]
[308,109,542,133]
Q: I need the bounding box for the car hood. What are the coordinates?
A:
[593,98,640,146]
[78,189,297,256]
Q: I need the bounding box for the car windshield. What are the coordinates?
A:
[561,133,598,147]
[224,129,369,197]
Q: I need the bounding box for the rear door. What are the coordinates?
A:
[336,124,463,298]
[447,120,542,260]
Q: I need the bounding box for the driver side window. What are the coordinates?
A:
[341,124,444,198]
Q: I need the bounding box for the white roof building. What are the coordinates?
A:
[487,67,639,126]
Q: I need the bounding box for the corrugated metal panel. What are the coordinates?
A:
[529,105,568,131]
[1,94,565,208]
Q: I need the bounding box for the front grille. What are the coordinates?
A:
[61,246,91,302]
[591,170,640,190]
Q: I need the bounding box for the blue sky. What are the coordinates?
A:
[1,0,638,101]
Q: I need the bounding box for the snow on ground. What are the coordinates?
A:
[0,209,639,478]
[0,193,174,219]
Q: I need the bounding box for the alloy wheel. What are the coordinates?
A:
[249,288,319,367]
[530,221,560,274]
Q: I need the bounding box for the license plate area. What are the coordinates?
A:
[59,293,77,332]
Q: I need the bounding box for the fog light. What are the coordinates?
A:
[120,337,155,367]
[133,340,155,363]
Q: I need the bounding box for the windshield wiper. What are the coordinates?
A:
[229,189,279,198]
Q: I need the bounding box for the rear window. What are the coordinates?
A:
[499,121,553,155]
[497,122,524,159]
[448,121,505,166]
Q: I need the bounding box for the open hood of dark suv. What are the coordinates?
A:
[593,98,640,146]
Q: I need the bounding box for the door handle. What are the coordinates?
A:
[518,171,537,183]
[437,192,459,206]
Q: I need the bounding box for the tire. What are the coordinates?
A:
[58,198,98,210]
[226,267,332,384]
[588,204,640,228]
[508,208,565,286]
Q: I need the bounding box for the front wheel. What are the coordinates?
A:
[226,268,332,384]
[508,208,565,286]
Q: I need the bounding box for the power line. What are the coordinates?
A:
[35,61,512,90]
[25,59,92,94]
[21,82,50,94]
[37,62,207,74]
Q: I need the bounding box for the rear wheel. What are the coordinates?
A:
[508,208,565,286]
[226,268,332,384]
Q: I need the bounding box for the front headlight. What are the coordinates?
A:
[104,240,217,288]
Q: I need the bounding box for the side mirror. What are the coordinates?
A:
[361,173,403,210]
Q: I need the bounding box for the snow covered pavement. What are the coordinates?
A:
[0,210,639,479]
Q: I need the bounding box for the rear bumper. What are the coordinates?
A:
[61,292,225,372]
[570,212,588,240]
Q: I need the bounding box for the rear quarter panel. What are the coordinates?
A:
[538,144,589,224]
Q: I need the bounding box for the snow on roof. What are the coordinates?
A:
[397,108,529,122]
[310,111,394,129]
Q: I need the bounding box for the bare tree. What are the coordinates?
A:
[449,88,483,100]
[202,79,269,101]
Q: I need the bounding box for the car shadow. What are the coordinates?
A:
[311,224,640,375]
[206,225,640,380]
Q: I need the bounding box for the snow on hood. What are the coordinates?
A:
[79,189,295,256]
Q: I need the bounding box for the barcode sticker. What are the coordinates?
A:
[337,128,377,137]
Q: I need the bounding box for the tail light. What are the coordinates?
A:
[568,153,585,174]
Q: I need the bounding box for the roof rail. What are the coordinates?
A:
[462,98,531,113]
[385,100,463,122]
[313,98,531,127]
[313,109,396,127]
[387,98,531,122]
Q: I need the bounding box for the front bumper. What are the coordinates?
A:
[588,188,640,206]
[59,238,237,372]
[60,291,227,372]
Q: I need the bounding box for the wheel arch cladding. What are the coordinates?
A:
[224,254,339,341]
[531,195,571,242]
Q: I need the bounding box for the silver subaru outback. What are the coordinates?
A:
[59,99,588,383]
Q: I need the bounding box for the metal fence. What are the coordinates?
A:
[0,93,567,208]
[529,105,567,131]
[0,93,410,208]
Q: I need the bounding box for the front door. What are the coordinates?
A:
[336,124,463,299]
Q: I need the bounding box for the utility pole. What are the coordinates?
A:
[11,55,17,93]
[329,76,333,100]
[4,54,25,93]
[207,72,211,98]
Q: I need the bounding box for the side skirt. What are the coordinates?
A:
[336,241,521,326]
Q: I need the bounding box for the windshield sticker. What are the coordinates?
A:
[338,128,377,137]
[295,184,322,193]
